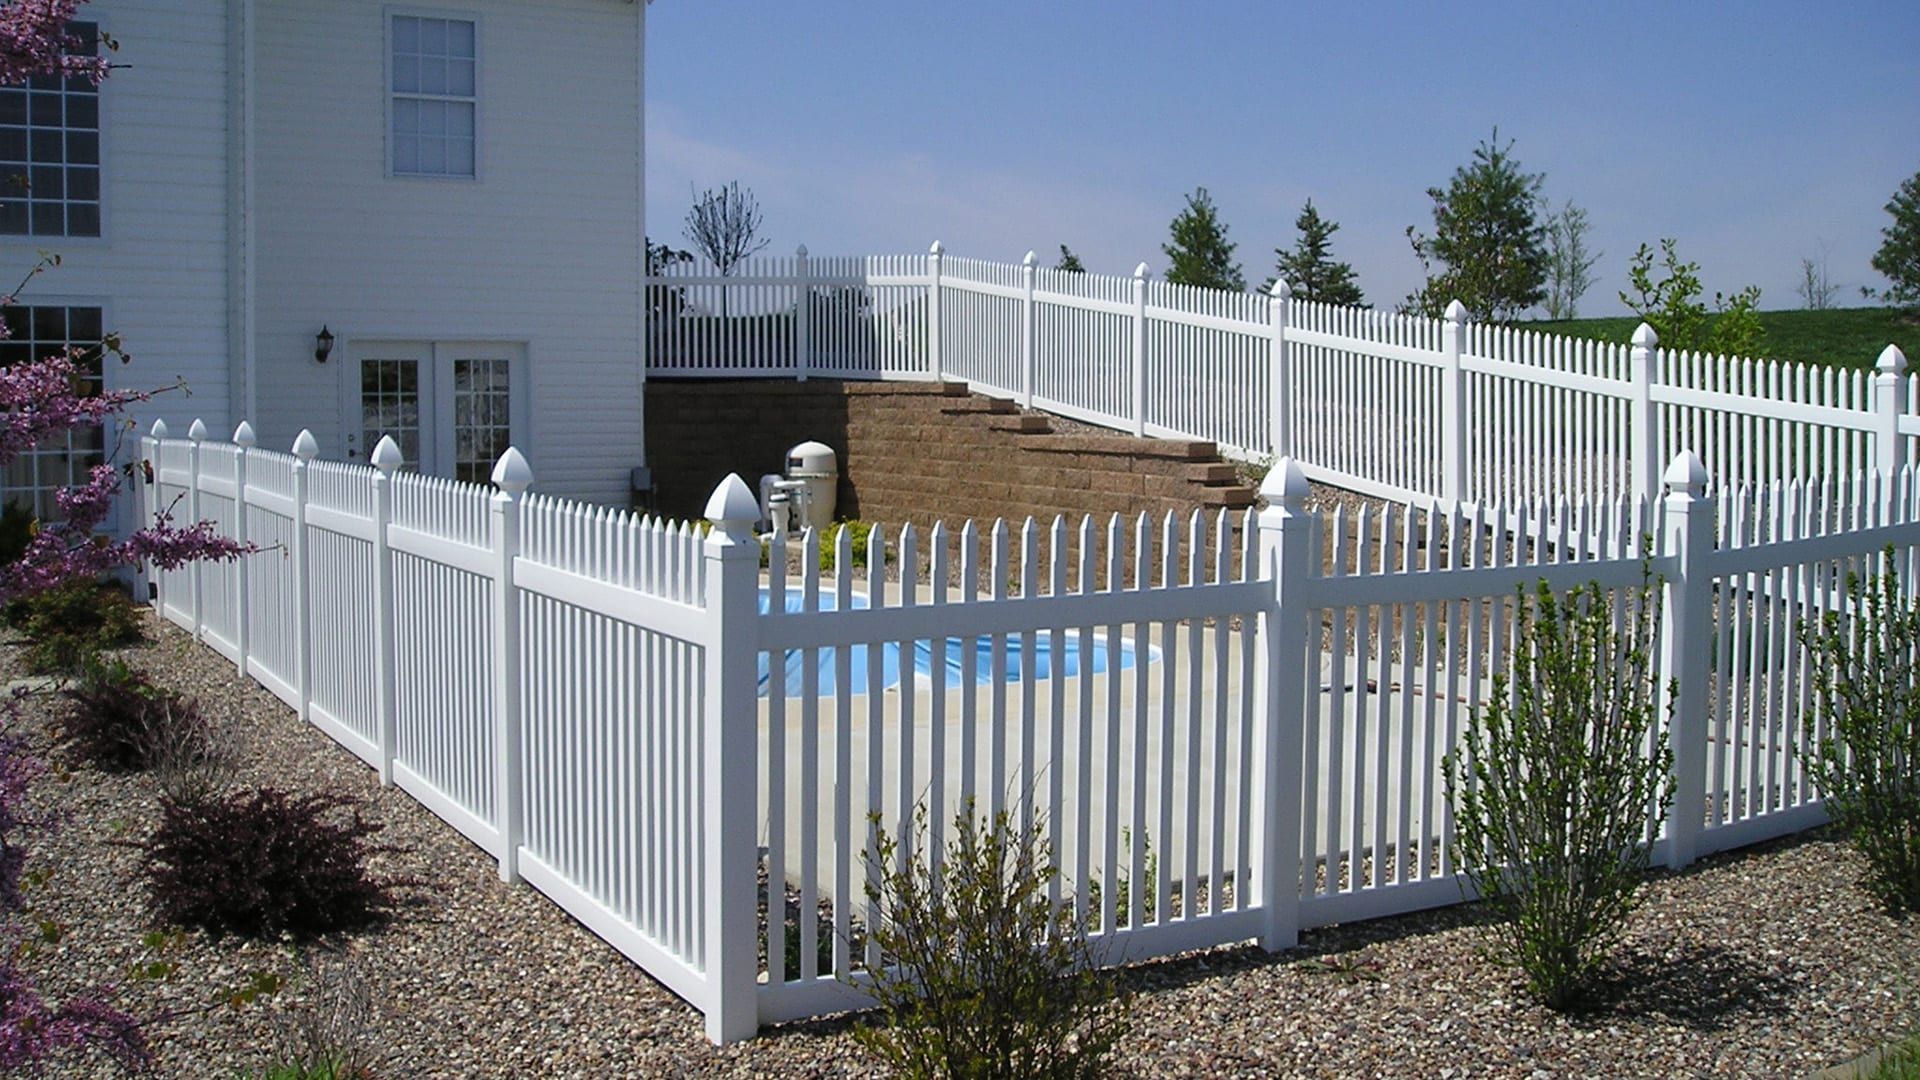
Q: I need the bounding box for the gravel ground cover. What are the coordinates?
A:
[13,614,1919,1078]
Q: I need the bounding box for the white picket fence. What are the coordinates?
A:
[141,413,1920,1043]
[647,246,1920,508]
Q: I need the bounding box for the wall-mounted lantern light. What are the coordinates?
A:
[314,325,335,364]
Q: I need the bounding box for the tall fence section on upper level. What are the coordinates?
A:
[144,414,1920,1043]
[647,245,1919,509]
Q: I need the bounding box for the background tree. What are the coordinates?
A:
[1620,238,1766,357]
[1543,200,1600,320]
[682,182,769,317]
[1162,187,1244,291]
[1797,252,1840,310]
[1055,244,1086,273]
[1870,170,1920,310]
[1404,131,1548,322]
[1266,198,1364,306]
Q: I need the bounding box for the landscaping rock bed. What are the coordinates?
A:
[13,616,1917,1077]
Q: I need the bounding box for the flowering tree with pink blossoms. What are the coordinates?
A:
[0,3,257,1071]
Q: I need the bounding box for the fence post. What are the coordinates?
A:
[1131,262,1149,438]
[1630,323,1660,505]
[1876,345,1910,506]
[1440,301,1467,503]
[794,243,811,383]
[1660,449,1712,871]
[1020,249,1037,410]
[143,419,168,616]
[927,240,944,382]
[290,429,318,724]
[1256,457,1313,950]
[187,418,207,639]
[371,436,404,787]
[1268,280,1293,460]
[231,421,255,676]
[701,473,762,1044]
[489,446,531,883]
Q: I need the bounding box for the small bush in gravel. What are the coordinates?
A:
[7,579,145,675]
[0,954,149,1074]
[1444,576,1674,1010]
[138,788,409,941]
[1799,553,1920,913]
[251,952,376,1080]
[59,658,206,772]
[852,797,1131,1080]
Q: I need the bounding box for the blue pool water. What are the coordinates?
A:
[757,588,1154,697]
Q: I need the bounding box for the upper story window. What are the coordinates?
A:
[0,22,101,237]
[390,15,476,178]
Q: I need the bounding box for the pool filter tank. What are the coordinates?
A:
[784,440,838,534]
[758,440,838,537]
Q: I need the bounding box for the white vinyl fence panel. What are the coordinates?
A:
[141,404,1920,1046]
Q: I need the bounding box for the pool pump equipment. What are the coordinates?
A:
[759,440,838,538]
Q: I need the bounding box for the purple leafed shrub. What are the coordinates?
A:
[139,788,410,941]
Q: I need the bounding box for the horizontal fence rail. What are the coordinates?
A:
[646,246,1916,508]
[142,412,1920,1045]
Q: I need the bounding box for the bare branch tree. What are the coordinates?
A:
[1544,200,1600,320]
[1797,251,1840,310]
[683,182,769,317]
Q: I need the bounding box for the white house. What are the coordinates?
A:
[0,0,650,528]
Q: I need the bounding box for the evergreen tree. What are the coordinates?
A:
[1162,187,1244,291]
[1056,244,1086,273]
[1267,199,1364,305]
[1871,170,1920,309]
[1405,131,1548,322]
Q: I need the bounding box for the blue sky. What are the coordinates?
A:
[645,2,1919,322]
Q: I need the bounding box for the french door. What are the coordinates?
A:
[342,341,525,483]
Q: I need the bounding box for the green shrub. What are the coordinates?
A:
[1443,576,1674,1009]
[138,788,410,941]
[851,798,1131,1079]
[1799,553,1920,913]
[8,580,145,674]
[820,519,876,573]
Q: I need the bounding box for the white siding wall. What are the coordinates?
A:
[0,0,234,528]
[252,0,645,504]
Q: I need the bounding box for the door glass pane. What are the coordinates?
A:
[452,358,509,485]
[360,358,421,468]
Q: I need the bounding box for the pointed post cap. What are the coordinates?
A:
[1443,299,1468,323]
[370,434,405,473]
[1631,322,1659,349]
[490,446,532,493]
[291,429,319,461]
[1259,456,1311,508]
[187,418,208,442]
[704,472,760,541]
[928,240,944,255]
[1876,343,1908,375]
[1663,449,1710,497]
[1133,261,1151,280]
[1022,250,1037,267]
[149,418,170,440]
[1270,279,1293,300]
[233,421,256,448]
[795,243,808,257]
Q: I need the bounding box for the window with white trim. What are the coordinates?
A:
[0,22,101,236]
[1,305,105,522]
[390,14,476,178]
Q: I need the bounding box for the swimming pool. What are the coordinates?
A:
[757,588,1156,697]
